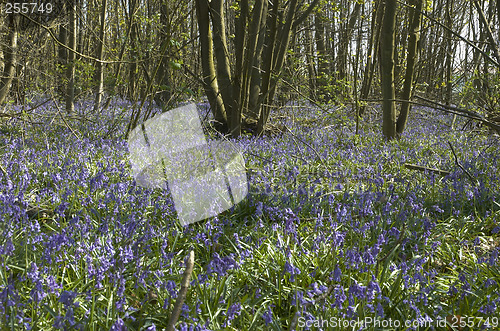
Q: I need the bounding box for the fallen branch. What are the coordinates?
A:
[415,95,500,133]
[166,250,195,331]
[404,163,451,176]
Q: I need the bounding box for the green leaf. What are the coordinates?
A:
[169,61,182,70]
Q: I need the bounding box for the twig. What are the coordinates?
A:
[404,163,450,176]
[166,250,195,331]
[448,142,478,185]
[47,90,81,141]
[0,159,7,178]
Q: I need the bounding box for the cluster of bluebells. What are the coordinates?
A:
[0,98,497,329]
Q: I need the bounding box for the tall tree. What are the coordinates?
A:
[360,0,383,116]
[0,13,19,105]
[314,9,329,102]
[128,0,138,100]
[195,0,227,129]
[396,0,422,135]
[93,0,108,112]
[195,0,319,137]
[66,0,77,114]
[380,0,397,139]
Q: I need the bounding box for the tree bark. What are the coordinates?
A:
[396,0,422,135]
[128,0,138,100]
[305,18,317,100]
[473,0,500,65]
[195,0,227,128]
[210,0,236,135]
[65,0,77,114]
[242,0,266,121]
[338,2,362,83]
[93,0,107,113]
[247,0,268,120]
[155,2,172,109]
[360,0,383,116]
[380,0,397,139]
[0,13,19,105]
[314,11,329,102]
[257,0,299,135]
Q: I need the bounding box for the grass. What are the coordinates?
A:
[0,98,498,330]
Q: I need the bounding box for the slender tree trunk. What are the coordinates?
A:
[314,12,328,102]
[396,0,422,135]
[66,0,77,114]
[444,0,457,127]
[210,0,236,135]
[496,0,500,29]
[93,0,107,112]
[57,17,68,97]
[195,0,227,128]
[241,0,265,120]
[128,0,138,100]
[473,0,500,65]
[380,0,397,139]
[233,0,248,118]
[258,0,300,134]
[0,13,19,105]
[247,0,268,120]
[155,1,172,109]
[103,0,134,109]
[305,18,317,100]
[338,2,362,84]
[360,0,383,116]
[256,0,278,135]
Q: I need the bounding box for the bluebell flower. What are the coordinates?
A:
[284,261,301,282]
[58,290,77,307]
[262,306,273,325]
[222,303,241,327]
[111,318,126,331]
[332,266,342,282]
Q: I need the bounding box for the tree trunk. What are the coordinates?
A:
[155,1,172,109]
[210,0,236,135]
[396,0,422,135]
[93,0,107,113]
[242,0,266,121]
[57,16,68,97]
[338,2,362,85]
[473,0,500,65]
[360,0,383,116]
[314,12,329,102]
[66,0,77,114]
[255,0,278,134]
[305,18,317,100]
[258,0,300,135]
[247,0,268,120]
[195,0,227,128]
[128,0,138,100]
[0,13,19,105]
[380,0,397,139]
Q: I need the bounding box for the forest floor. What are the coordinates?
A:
[0,98,498,330]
